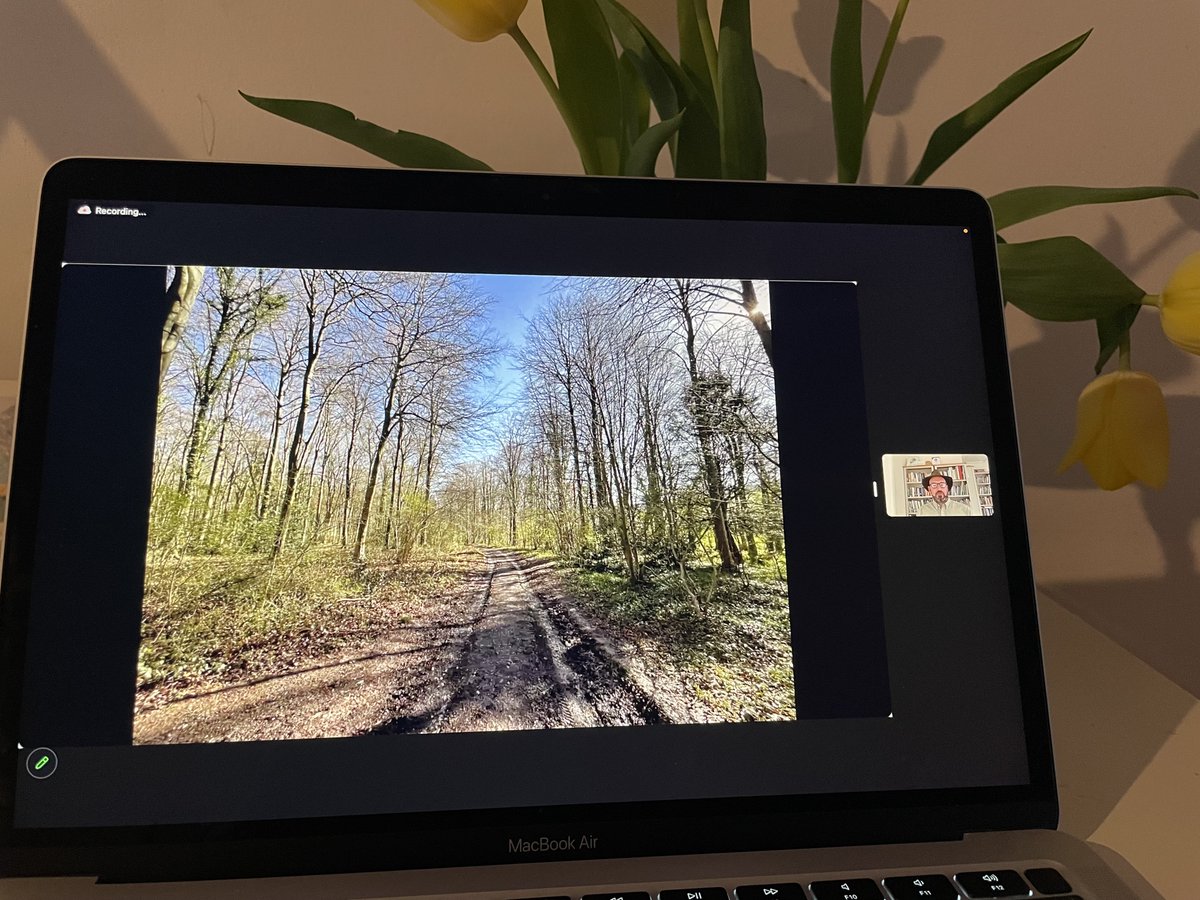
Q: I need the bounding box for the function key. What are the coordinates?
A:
[955,870,1030,897]
[660,890,728,900]
[735,886,806,899]
[582,894,650,900]
[881,874,960,899]
[809,879,884,900]
[1023,868,1073,895]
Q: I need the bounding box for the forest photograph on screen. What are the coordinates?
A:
[133,267,794,744]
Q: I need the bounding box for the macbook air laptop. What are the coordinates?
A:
[0,159,1161,898]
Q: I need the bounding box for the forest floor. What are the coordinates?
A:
[133,548,762,743]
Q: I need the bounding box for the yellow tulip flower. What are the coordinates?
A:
[1057,370,1168,490]
[1157,249,1200,355]
[414,0,528,42]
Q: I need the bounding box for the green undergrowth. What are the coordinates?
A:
[562,562,795,720]
[139,547,478,690]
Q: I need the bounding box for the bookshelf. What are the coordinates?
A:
[899,455,994,516]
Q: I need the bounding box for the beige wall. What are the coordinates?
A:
[3,0,1199,890]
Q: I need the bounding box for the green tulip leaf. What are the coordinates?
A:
[1094,304,1141,375]
[679,0,718,107]
[990,184,1199,231]
[624,112,686,178]
[543,0,625,176]
[670,83,723,178]
[598,0,681,127]
[998,235,1145,322]
[240,93,492,171]
[619,52,651,154]
[716,0,766,180]
[598,0,723,175]
[863,0,911,129]
[669,0,723,177]
[831,0,865,184]
[908,30,1091,186]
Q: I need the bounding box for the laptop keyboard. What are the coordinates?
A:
[500,865,1082,900]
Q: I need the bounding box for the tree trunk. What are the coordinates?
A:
[160,265,205,387]
[601,407,639,582]
[730,435,758,564]
[256,367,287,519]
[587,388,613,537]
[737,279,773,369]
[563,364,589,540]
[353,373,402,564]
[678,282,741,573]
[383,415,404,549]
[272,352,315,558]
[639,381,666,546]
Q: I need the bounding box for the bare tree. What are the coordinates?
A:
[179,268,285,499]
[272,270,358,557]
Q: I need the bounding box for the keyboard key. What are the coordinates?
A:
[660,890,728,900]
[735,885,806,899]
[955,869,1031,897]
[582,894,650,900]
[1023,867,1073,895]
[881,874,961,899]
[809,879,884,900]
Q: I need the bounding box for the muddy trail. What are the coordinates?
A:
[134,549,668,744]
[372,549,666,733]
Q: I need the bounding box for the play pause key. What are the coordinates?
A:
[659,890,728,900]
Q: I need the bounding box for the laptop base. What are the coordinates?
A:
[0,830,1162,899]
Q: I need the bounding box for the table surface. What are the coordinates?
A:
[1038,593,1200,900]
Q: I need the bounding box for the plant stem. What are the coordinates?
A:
[1118,332,1132,370]
[863,0,911,140]
[1142,293,1163,308]
[509,24,598,175]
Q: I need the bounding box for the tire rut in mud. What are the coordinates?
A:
[536,585,666,727]
[369,549,667,734]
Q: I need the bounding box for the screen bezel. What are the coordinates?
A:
[0,159,1056,880]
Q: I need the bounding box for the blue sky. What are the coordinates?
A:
[458,273,562,461]
[472,272,562,398]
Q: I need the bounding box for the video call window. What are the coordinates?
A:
[134,267,797,745]
[881,453,994,518]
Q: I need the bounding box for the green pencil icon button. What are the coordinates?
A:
[26,748,57,779]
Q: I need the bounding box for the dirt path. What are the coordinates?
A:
[134,549,667,744]
[371,549,666,733]
[132,554,492,744]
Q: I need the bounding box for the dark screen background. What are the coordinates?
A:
[11,202,1026,828]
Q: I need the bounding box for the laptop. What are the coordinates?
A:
[0,158,1160,898]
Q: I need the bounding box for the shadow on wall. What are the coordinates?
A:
[8,0,1198,697]
[760,0,942,184]
[1011,127,1200,702]
[0,0,179,159]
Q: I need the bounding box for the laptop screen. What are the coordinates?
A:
[0,162,1053,876]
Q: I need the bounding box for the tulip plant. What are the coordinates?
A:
[242,0,1200,491]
